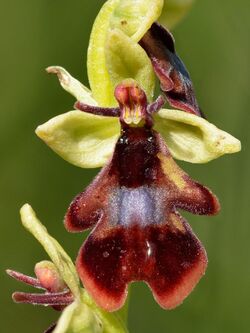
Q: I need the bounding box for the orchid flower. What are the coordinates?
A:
[8,1,241,331]
[34,0,241,312]
[36,0,240,169]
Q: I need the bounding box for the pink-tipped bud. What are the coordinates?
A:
[129,84,147,106]
[114,80,147,107]
[114,83,130,107]
[35,261,66,293]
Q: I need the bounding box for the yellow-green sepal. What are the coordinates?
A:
[154,109,241,163]
[87,0,162,106]
[87,0,119,107]
[47,66,97,105]
[36,111,120,169]
[110,0,164,42]
[106,29,155,103]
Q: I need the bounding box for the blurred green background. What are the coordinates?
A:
[0,0,249,332]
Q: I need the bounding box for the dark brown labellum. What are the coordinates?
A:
[65,124,219,311]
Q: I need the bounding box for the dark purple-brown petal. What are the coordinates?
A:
[74,102,120,117]
[77,222,127,312]
[147,212,207,309]
[140,22,202,116]
[6,269,43,289]
[147,95,166,114]
[12,290,73,306]
[65,161,117,233]
[76,212,207,311]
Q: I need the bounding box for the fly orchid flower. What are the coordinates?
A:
[7,204,128,333]
[35,0,241,312]
[36,74,240,312]
[66,79,222,312]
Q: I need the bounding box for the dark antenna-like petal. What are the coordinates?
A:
[147,95,166,114]
[12,290,73,306]
[140,23,202,117]
[74,102,120,117]
[6,269,43,289]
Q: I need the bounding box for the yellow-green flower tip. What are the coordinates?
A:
[154,109,241,163]
[88,0,163,106]
[46,66,97,105]
[35,111,120,169]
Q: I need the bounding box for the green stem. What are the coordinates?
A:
[82,290,129,333]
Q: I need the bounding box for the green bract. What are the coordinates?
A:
[20,204,128,333]
[81,291,129,333]
[53,300,102,333]
[36,66,241,168]
[159,0,195,29]
[20,204,80,298]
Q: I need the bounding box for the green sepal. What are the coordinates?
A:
[110,0,164,41]
[46,66,97,105]
[154,109,241,163]
[105,29,155,104]
[87,0,120,106]
[88,0,162,106]
[36,111,120,169]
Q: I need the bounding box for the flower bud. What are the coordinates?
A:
[35,261,66,293]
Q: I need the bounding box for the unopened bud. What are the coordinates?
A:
[35,261,66,293]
